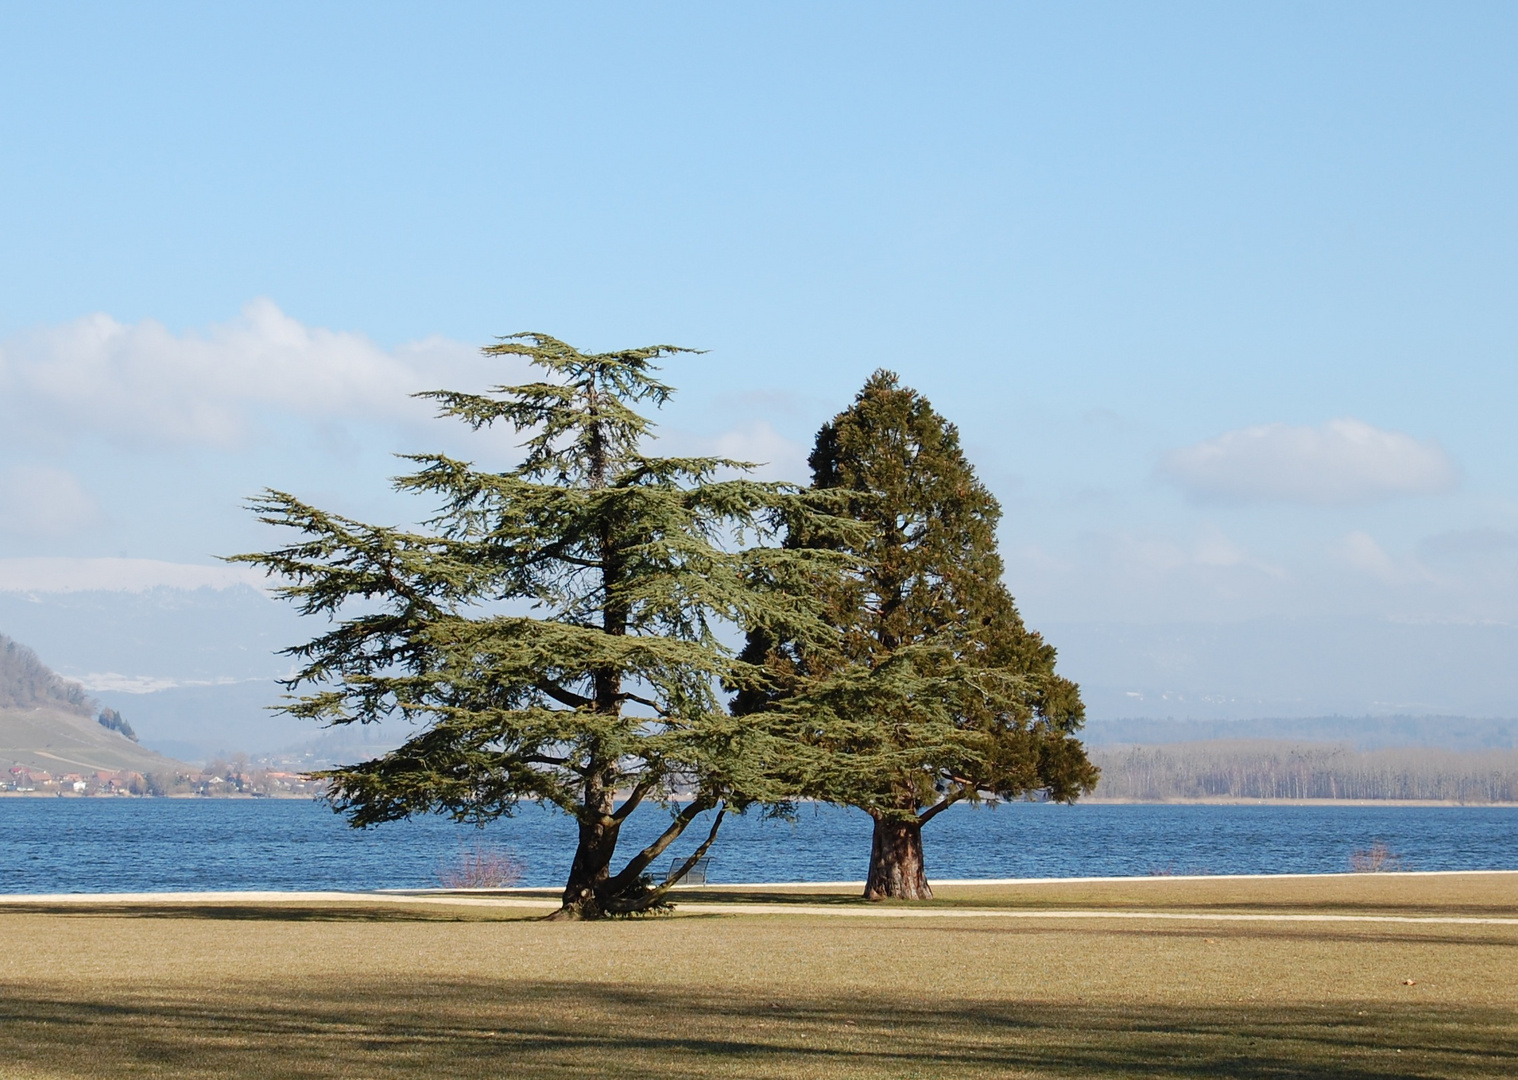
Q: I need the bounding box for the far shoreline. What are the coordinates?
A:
[4,791,1517,807]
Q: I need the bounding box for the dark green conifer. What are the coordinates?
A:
[234,334,833,918]
[740,370,1097,899]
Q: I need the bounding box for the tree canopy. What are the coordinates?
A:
[737,370,1098,899]
[234,334,837,918]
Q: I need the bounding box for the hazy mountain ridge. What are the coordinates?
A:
[0,633,93,713]
[0,631,189,776]
[6,588,1518,757]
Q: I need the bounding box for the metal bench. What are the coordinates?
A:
[665,856,710,886]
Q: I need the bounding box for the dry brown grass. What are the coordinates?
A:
[621,867,1518,918]
[1,874,1515,1078]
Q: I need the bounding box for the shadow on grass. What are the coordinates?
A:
[0,903,534,923]
[668,889,871,906]
[920,896,1518,917]
[937,921,1516,949]
[0,978,1513,1079]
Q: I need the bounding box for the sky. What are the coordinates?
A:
[2,2,1516,753]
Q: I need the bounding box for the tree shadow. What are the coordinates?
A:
[667,888,871,906]
[938,921,1515,949]
[0,978,1512,1079]
[0,902,533,923]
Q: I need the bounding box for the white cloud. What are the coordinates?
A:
[0,557,268,593]
[710,420,811,480]
[76,673,184,694]
[1004,526,1295,624]
[0,300,490,448]
[1336,530,1402,582]
[1332,530,1453,590]
[1192,525,1288,579]
[1160,418,1457,504]
[0,465,102,537]
[1092,527,1287,583]
[75,673,256,694]
[656,420,811,482]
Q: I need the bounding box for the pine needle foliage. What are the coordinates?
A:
[738,371,1098,899]
[233,334,837,918]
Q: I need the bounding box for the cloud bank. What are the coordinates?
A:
[0,299,487,448]
[1160,418,1457,504]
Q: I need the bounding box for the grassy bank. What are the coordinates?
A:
[1,874,1515,1078]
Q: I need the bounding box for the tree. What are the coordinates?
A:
[234,334,832,918]
[737,371,1097,900]
[98,707,138,741]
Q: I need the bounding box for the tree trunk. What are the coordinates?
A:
[863,813,932,900]
[553,451,627,922]
[553,775,622,919]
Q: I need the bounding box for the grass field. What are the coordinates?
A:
[1,873,1515,1078]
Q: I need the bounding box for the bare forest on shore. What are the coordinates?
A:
[1087,739,1518,803]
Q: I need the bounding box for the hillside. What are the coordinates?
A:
[0,634,189,777]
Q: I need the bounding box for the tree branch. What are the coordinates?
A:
[627,804,727,908]
[610,775,659,822]
[917,785,971,826]
[604,797,713,894]
[616,691,670,717]
[535,680,592,710]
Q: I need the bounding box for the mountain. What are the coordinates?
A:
[0,585,309,760]
[0,633,190,776]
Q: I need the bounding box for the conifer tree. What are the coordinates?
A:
[234,335,832,918]
[738,371,1098,900]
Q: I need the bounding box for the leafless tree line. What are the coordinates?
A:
[1089,739,1518,802]
[0,633,91,712]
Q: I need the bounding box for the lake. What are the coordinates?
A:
[2,797,1515,894]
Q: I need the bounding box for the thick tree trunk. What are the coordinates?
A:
[553,456,627,922]
[554,796,726,919]
[554,794,621,919]
[551,765,625,920]
[863,813,932,900]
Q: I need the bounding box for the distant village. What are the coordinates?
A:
[2,760,325,798]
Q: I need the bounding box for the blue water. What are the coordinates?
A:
[1,798,1515,894]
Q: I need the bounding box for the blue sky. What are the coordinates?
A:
[2,3,1516,742]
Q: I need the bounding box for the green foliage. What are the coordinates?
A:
[233,334,837,917]
[740,370,1098,825]
[97,707,137,742]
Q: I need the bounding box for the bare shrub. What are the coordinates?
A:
[437,844,525,890]
[1349,841,1402,873]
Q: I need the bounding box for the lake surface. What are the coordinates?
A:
[2,798,1515,894]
